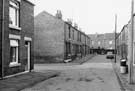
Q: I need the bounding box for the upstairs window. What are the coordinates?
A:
[68,26,71,38]
[9,0,20,27]
[80,33,82,41]
[77,32,79,41]
[92,41,94,45]
[98,41,101,45]
[109,40,113,45]
[72,30,74,40]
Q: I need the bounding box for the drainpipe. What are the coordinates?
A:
[1,0,5,78]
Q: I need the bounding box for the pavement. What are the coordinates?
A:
[111,56,135,91]
[0,54,94,91]
[21,55,122,91]
[0,71,60,91]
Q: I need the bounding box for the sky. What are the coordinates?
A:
[30,0,132,34]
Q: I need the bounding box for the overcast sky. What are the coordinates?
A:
[31,0,132,34]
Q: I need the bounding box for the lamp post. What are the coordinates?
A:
[114,15,117,63]
[129,0,134,84]
[1,0,5,79]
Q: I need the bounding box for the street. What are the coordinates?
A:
[21,55,121,91]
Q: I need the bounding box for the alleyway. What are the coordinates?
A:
[22,55,121,91]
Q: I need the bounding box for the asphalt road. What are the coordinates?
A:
[21,55,121,91]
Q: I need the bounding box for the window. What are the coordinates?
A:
[68,26,71,38]
[72,30,74,40]
[9,0,20,27]
[80,33,81,42]
[10,40,20,66]
[77,32,79,41]
[109,40,113,45]
[98,41,101,45]
[92,41,94,45]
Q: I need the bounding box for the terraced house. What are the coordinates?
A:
[34,10,91,63]
[116,14,135,85]
[117,16,135,63]
[89,33,115,54]
[0,0,34,78]
[116,24,128,59]
[64,21,90,60]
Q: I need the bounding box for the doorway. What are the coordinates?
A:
[25,41,31,71]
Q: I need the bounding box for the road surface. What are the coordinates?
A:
[21,55,121,91]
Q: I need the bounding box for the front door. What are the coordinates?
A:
[25,41,30,71]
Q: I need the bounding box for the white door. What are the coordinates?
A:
[25,41,30,71]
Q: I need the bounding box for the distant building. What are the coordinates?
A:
[0,0,34,78]
[116,13,135,85]
[89,33,115,54]
[116,24,129,59]
[34,11,90,63]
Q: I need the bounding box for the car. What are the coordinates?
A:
[106,52,114,59]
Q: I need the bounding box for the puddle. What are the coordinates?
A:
[65,78,73,82]
[47,82,54,85]
[56,88,62,90]
[97,76,104,83]
[78,77,94,82]
[97,76,103,80]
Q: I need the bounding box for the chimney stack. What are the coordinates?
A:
[67,19,73,25]
[74,23,78,29]
[55,10,62,19]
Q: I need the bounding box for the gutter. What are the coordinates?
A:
[1,0,5,78]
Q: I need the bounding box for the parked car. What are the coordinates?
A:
[106,52,114,59]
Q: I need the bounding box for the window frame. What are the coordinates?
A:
[72,29,74,40]
[9,0,20,28]
[68,26,71,39]
[109,40,113,45]
[98,41,101,45]
[9,39,21,67]
[77,32,79,41]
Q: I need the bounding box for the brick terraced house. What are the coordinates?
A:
[116,24,129,59]
[34,10,91,63]
[116,14,135,85]
[89,33,115,54]
[0,0,34,78]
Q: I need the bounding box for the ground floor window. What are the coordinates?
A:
[10,40,19,65]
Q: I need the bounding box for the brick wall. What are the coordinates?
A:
[34,11,65,63]
[20,0,34,70]
[2,0,34,76]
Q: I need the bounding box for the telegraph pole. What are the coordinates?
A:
[114,14,117,63]
[1,0,5,79]
[129,0,134,84]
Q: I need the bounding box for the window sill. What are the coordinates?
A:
[9,24,21,30]
[9,62,21,67]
